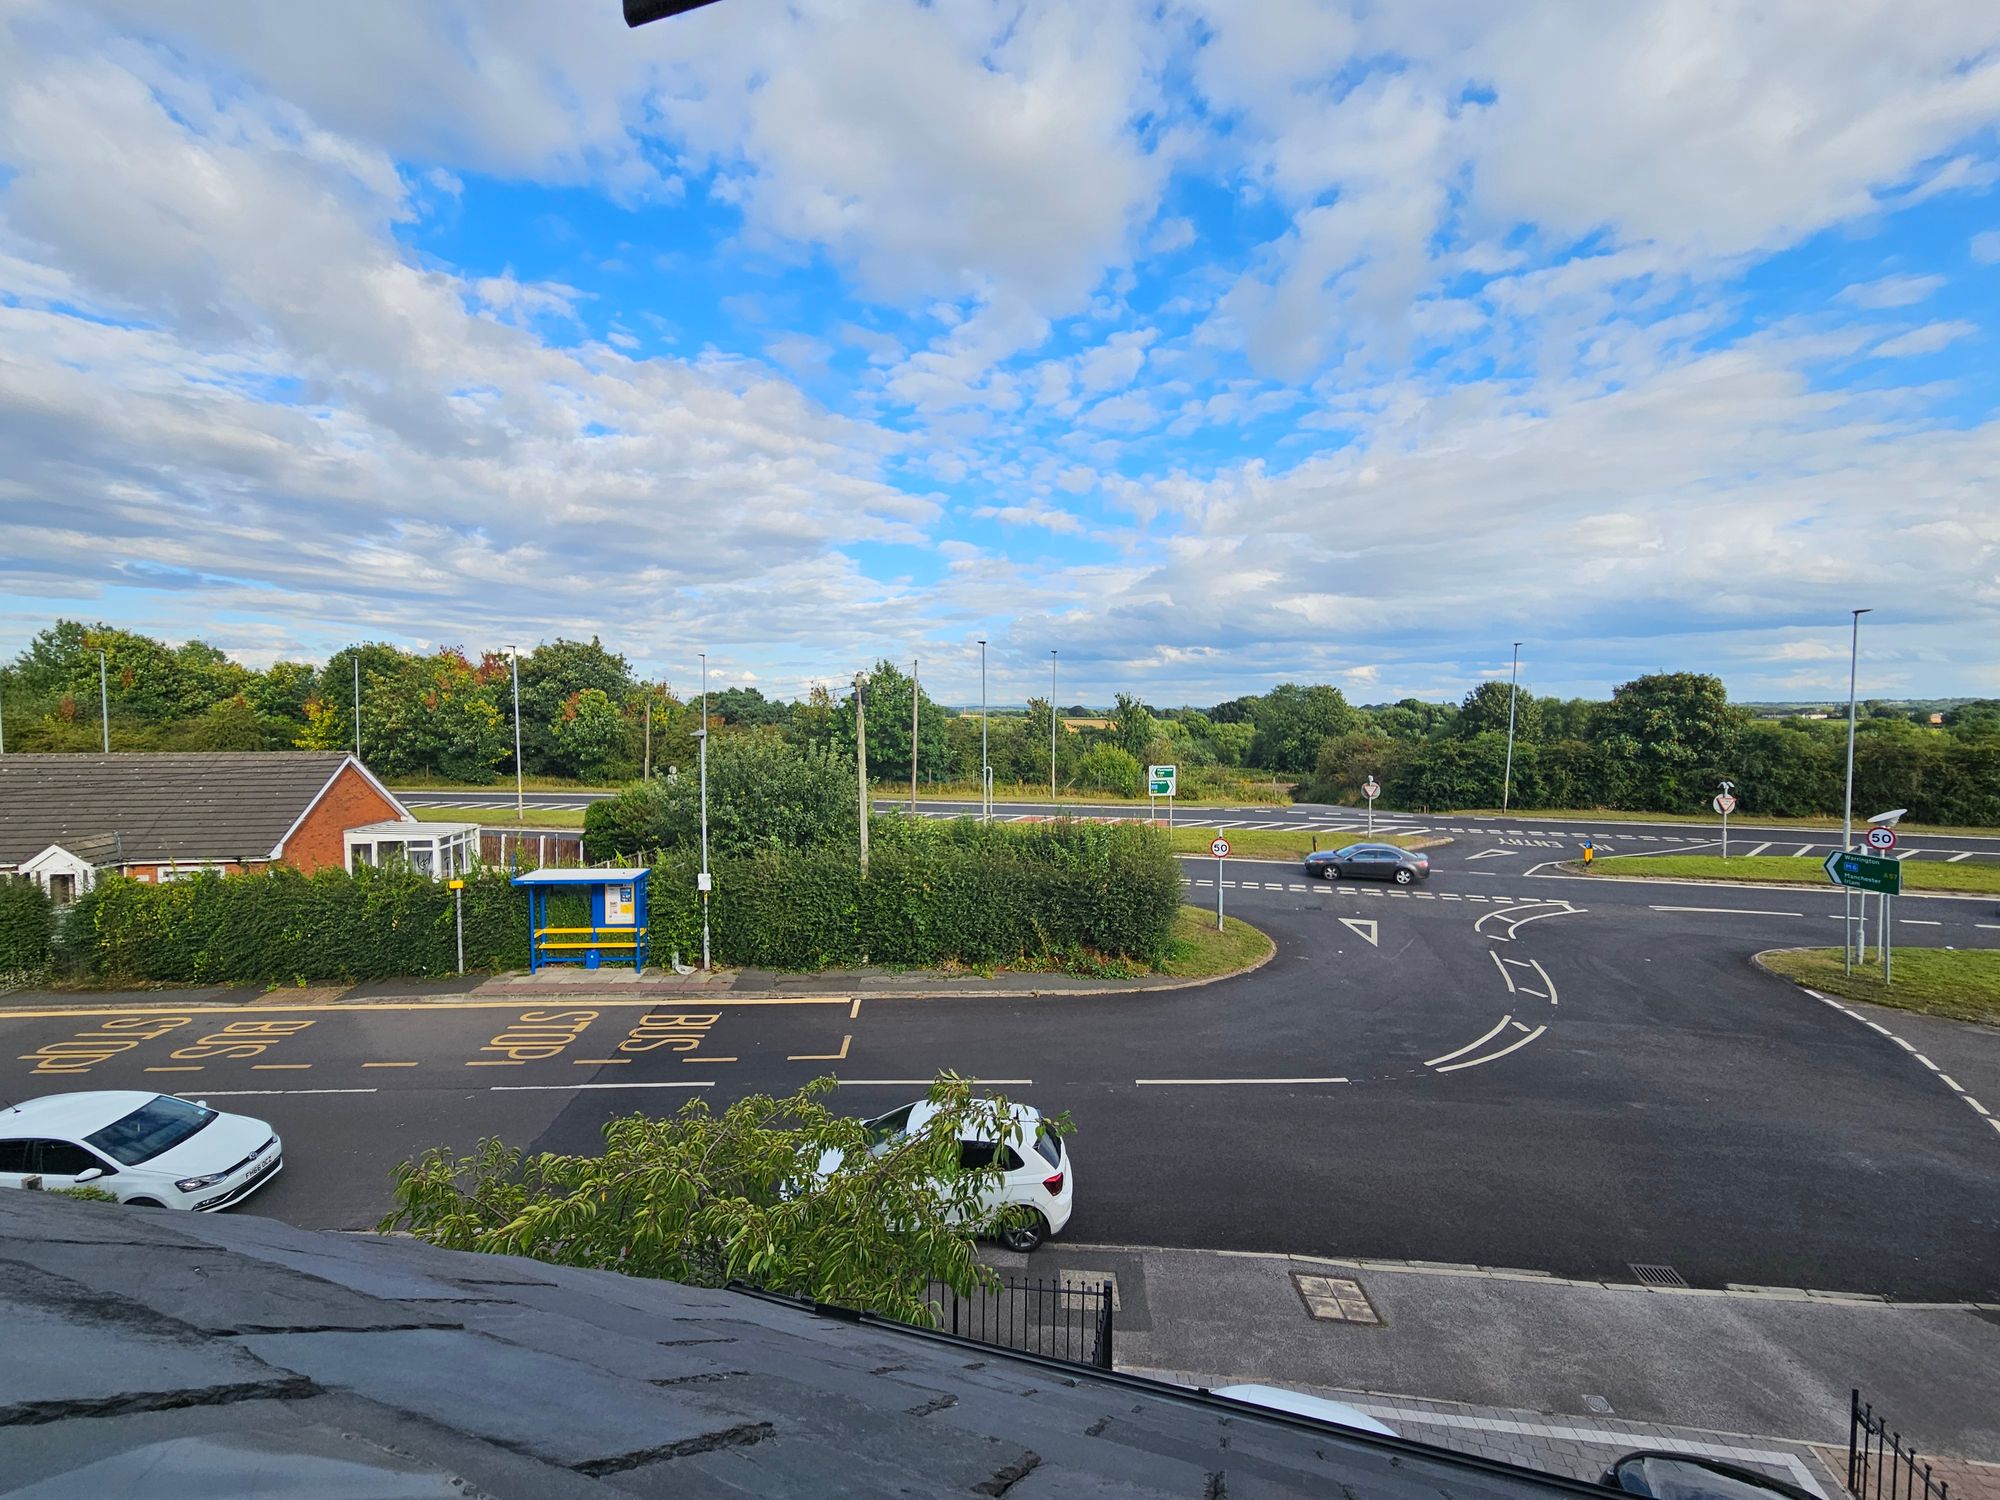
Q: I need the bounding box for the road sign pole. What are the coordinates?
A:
[1217,855,1224,931]
[1721,805,1728,859]
[1884,893,1892,984]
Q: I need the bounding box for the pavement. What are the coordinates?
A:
[977,1239,2000,1471]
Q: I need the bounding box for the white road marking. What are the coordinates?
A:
[1135,1076,1349,1086]
[1803,989,1999,1142]
[1899,919,1942,926]
[1790,845,1814,857]
[490,1081,715,1092]
[1488,950,1515,994]
[832,1079,1032,1086]
[178,1096,376,1104]
[1339,918,1379,947]
[1649,905,1805,917]
[1425,1016,1512,1067]
[1435,1024,1547,1073]
[1947,852,1971,863]
[1464,849,1515,861]
[1745,842,1772,857]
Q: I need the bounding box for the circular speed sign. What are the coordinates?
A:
[1865,826,1897,851]
[1210,837,1231,858]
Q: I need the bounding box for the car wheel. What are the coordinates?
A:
[1394,867,1414,885]
[1319,865,1338,881]
[999,1214,1049,1253]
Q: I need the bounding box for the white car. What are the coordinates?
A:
[821,1099,1073,1252]
[0,1091,283,1211]
[1213,1384,1399,1437]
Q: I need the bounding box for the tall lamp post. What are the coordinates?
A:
[698,652,711,971]
[978,638,990,822]
[353,656,361,761]
[505,647,524,822]
[1500,641,1521,813]
[854,672,870,875]
[1842,608,1872,972]
[99,649,110,753]
[910,657,920,813]
[1050,648,1059,804]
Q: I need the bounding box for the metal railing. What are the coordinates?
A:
[925,1275,1114,1370]
[1849,1391,1950,1500]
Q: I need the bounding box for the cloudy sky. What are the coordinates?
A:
[2,1,1997,707]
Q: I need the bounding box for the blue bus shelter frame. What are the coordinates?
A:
[510,867,650,974]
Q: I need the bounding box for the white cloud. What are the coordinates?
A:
[1838,274,1945,309]
[1871,320,1977,357]
[1972,231,2000,264]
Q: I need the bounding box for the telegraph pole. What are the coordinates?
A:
[1500,641,1521,812]
[854,672,870,875]
[99,649,110,753]
[910,658,920,813]
[1050,649,1059,803]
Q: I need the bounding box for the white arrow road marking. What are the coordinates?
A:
[1464,848,1516,860]
[1338,917,1379,947]
[1426,1016,1511,1068]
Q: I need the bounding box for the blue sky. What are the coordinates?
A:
[1,1,1997,708]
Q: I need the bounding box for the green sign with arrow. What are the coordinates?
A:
[1822,849,1901,895]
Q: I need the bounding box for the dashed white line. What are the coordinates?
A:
[1803,989,1999,1141]
[1649,905,1805,917]
[1135,1076,1349,1086]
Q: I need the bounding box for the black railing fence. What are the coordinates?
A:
[1849,1391,1950,1500]
[924,1275,1114,1370]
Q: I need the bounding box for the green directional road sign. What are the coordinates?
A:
[1822,849,1901,895]
[1148,764,1177,797]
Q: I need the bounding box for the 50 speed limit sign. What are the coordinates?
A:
[1210,837,1230,858]
[1865,826,1897,851]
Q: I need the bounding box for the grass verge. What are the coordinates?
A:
[1153,905,1276,980]
[1584,854,2000,895]
[1408,806,2000,837]
[389,775,599,792]
[877,781,1293,807]
[410,805,587,829]
[1165,825,1423,861]
[1758,947,2000,1024]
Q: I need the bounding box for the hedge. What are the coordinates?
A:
[37,816,1181,985]
[0,878,54,973]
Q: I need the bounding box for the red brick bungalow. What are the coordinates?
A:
[0,752,424,903]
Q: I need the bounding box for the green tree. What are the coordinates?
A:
[827,661,954,785]
[1074,743,1141,796]
[1249,683,1357,773]
[1457,681,1540,743]
[1594,673,1743,810]
[381,1075,1053,1323]
[1110,692,1155,761]
[552,687,625,783]
[364,650,509,782]
[709,686,793,728]
[519,637,636,777]
[585,730,854,859]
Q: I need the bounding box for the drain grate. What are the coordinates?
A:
[1291,1273,1381,1324]
[1629,1263,1688,1288]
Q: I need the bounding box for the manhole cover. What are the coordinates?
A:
[1291,1272,1381,1325]
[1058,1270,1120,1311]
[1629,1263,1688,1288]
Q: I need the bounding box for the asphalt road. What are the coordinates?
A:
[5,835,1996,1299]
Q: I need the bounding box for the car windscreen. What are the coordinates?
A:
[84,1096,216,1165]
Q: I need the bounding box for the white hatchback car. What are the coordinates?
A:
[823,1099,1073,1252]
[0,1091,283,1211]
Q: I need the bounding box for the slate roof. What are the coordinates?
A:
[0,1190,1605,1499]
[0,752,384,868]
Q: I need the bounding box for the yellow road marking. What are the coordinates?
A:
[789,1034,852,1062]
[685,1056,737,1063]
[849,998,862,1020]
[144,1065,202,1073]
[573,1058,632,1065]
[361,1062,419,1068]
[464,1060,525,1067]
[0,996,853,1021]
[251,1063,311,1070]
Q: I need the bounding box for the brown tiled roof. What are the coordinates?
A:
[0,752,384,868]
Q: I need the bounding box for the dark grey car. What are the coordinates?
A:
[1302,843,1430,884]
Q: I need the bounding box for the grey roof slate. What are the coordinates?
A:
[0,752,379,868]
[0,1189,1608,1499]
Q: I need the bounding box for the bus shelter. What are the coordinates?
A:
[511,867,649,974]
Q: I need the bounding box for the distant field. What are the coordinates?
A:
[1586,854,2000,895]
[410,805,586,829]
[1760,948,2000,1024]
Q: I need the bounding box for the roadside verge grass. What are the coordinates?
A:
[410,805,586,830]
[1409,806,2000,837]
[1153,905,1275,980]
[1583,854,2000,895]
[1758,947,2000,1025]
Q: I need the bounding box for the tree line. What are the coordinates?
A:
[2,621,1995,821]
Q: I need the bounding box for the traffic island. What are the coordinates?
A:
[1565,854,2000,896]
[1756,947,2000,1024]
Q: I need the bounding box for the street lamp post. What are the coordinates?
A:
[698,652,711,971]
[1500,641,1521,813]
[506,647,524,822]
[99,649,110,753]
[978,638,989,822]
[353,657,361,761]
[1842,609,1872,972]
[1050,649,1058,804]
[854,672,870,875]
[910,658,920,813]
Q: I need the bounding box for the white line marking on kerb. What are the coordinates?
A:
[1802,990,1998,1141]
